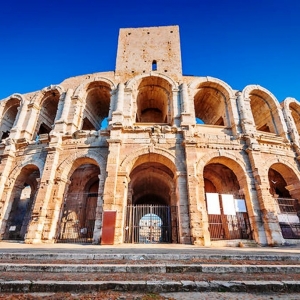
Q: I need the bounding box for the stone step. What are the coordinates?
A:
[1,263,300,274]
[0,280,300,293]
[1,252,300,262]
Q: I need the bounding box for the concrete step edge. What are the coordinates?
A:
[1,280,300,293]
[1,263,300,273]
[1,253,299,261]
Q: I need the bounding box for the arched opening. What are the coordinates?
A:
[81,81,111,130]
[34,91,60,140]
[249,90,277,134]
[0,98,20,141]
[136,76,171,124]
[268,164,300,239]
[3,164,40,240]
[289,102,300,137]
[194,83,228,126]
[124,157,178,243]
[203,162,252,240]
[57,162,100,244]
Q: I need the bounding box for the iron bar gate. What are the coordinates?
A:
[276,198,300,239]
[124,205,178,244]
[56,193,97,244]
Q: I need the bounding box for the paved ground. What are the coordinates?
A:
[1,241,300,256]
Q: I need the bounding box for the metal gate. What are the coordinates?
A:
[206,193,252,240]
[56,193,97,244]
[276,198,300,239]
[124,205,178,244]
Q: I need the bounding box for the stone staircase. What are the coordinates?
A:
[1,249,300,294]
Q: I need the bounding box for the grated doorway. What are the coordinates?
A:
[124,205,178,244]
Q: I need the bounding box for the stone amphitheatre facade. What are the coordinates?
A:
[1,25,300,246]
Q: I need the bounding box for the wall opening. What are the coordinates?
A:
[56,163,100,244]
[204,163,252,240]
[124,159,178,243]
[3,165,40,241]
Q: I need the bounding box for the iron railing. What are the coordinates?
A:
[124,205,178,244]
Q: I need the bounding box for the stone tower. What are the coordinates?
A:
[115,25,182,79]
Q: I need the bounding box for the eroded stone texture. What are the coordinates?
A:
[0,25,300,246]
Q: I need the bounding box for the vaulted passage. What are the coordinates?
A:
[194,82,229,126]
[82,81,111,130]
[124,158,178,243]
[3,164,40,240]
[136,76,172,123]
[57,163,100,244]
[0,97,20,141]
[34,90,60,139]
[204,163,252,240]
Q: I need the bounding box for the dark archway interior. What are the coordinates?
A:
[194,85,226,126]
[130,162,173,206]
[204,163,240,196]
[4,165,40,240]
[136,77,171,123]
[58,163,100,243]
[268,168,290,198]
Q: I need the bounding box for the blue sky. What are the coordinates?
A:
[0,0,299,101]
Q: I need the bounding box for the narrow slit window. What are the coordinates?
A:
[152,60,157,71]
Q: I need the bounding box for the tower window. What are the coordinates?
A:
[152,60,157,71]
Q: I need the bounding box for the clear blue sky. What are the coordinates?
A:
[1,0,299,102]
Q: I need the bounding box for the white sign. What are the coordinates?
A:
[206,193,221,215]
[221,194,236,215]
[278,214,299,223]
[235,199,247,213]
[9,226,16,232]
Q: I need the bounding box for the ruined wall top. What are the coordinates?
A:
[115,25,182,79]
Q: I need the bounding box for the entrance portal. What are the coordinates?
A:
[56,163,99,244]
[124,205,177,243]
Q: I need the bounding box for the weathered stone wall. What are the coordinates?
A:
[0,25,300,246]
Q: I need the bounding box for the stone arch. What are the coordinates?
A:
[242,85,284,135]
[282,97,300,143]
[126,73,178,91]
[120,146,184,175]
[126,75,176,124]
[188,77,234,126]
[30,85,65,139]
[73,76,116,99]
[56,150,106,182]
[198,151,256,242]
[0,94,24,140]
[1,162,41,240]
[188,76,235,99]
[197,150,249,176]
[8,158,45,185]
[30,85,65,107]
[73,77,116,130]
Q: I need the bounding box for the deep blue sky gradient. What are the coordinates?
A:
[0,0,299,101]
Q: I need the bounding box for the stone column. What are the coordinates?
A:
[102,136,122,244]
[23,103,40,140]
[25,146,62,243]
[93,174,105,244]
[45,177,70,242]
[65,95,84,134]
[246,149,284,245]
[180,84,194,125]
[54,89,74,133]
[111,83,124,124]
[8,103,26,140]
[184,141,209,245]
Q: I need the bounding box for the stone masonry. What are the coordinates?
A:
[0,25,300,246]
